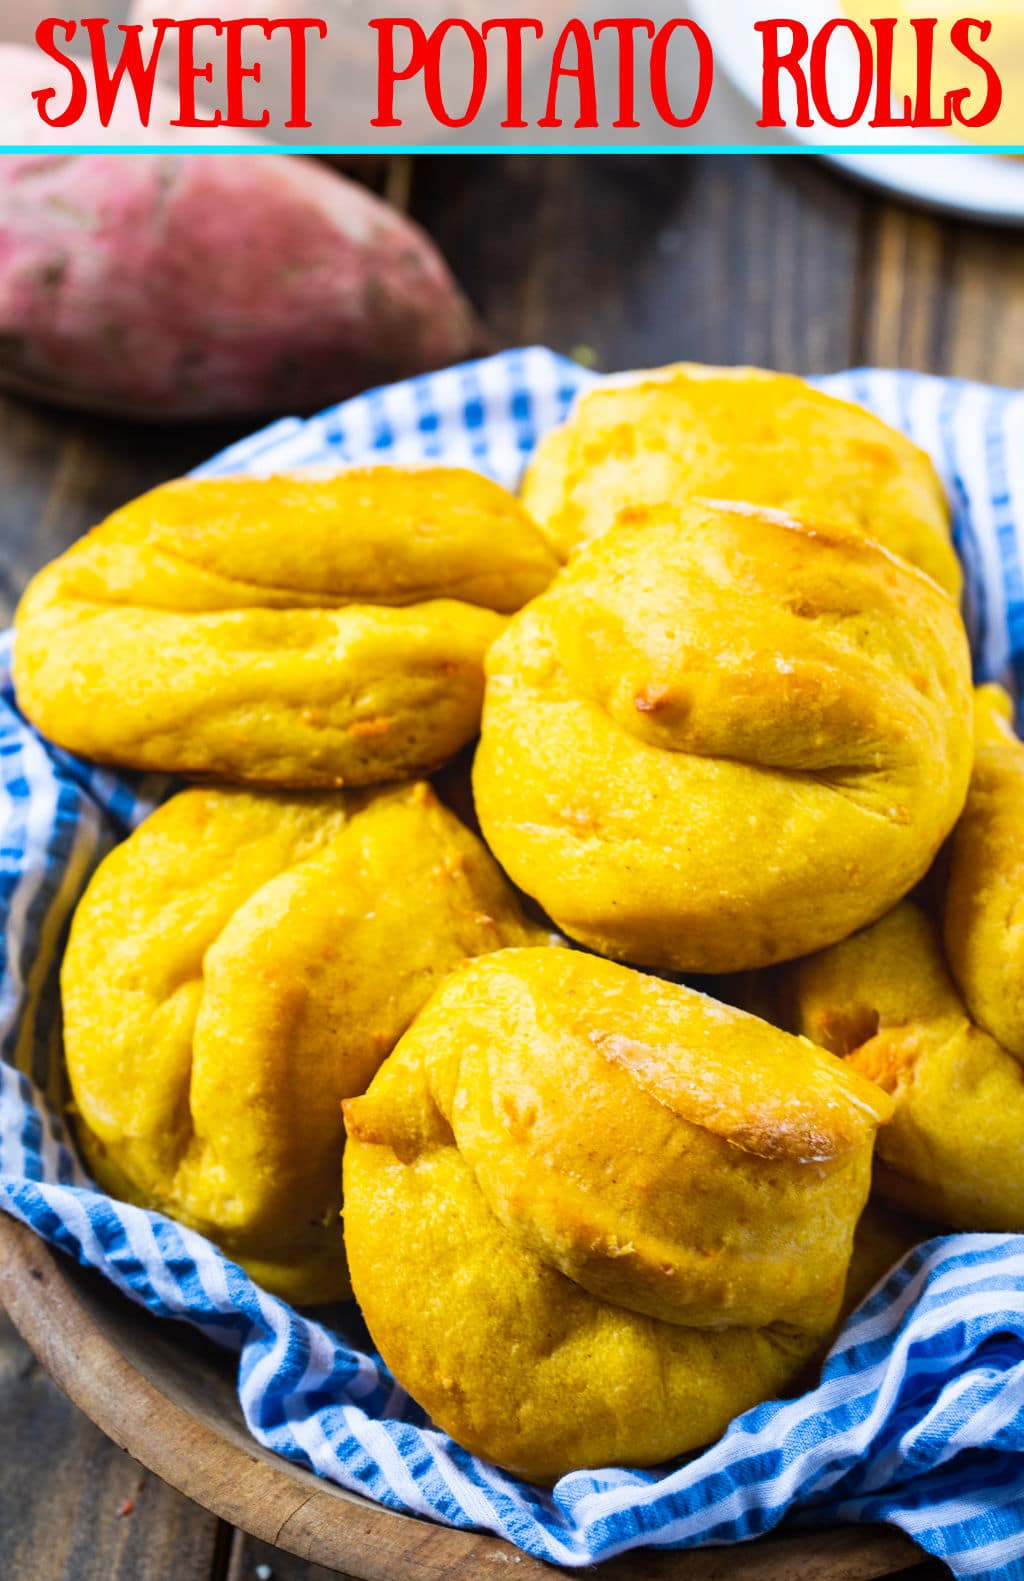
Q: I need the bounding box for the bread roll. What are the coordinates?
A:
[63,780,549,1303]
[522,363,959,595]
[14,468,557,787]
[474,499,973,973]
[343,948,892,1479]
[785,900,1024,1231]
[944,684,1024,1057]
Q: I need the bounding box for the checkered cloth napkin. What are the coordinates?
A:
[2,349,1024,1577]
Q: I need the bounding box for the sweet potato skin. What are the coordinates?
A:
[0,150,484,419]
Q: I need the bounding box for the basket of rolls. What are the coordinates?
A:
[1,348,1023,1580]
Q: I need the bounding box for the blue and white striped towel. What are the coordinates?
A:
[2,349,1024,1577]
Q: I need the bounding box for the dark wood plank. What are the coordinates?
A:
[0,392,251,624]
[224,1527,950,1581]
[859,200,1024,385]
[226,1533,354,1581]
[410,154,872,376]
[0,1307,229,1581]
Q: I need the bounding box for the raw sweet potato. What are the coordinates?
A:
[0,149,484,419]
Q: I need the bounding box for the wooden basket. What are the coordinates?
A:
[0,1212,932,1580]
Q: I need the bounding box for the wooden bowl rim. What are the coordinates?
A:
[0,1211,928,1579]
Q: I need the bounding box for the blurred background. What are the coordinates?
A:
[2,149,1022,625]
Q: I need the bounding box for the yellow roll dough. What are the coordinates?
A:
[473,499,973,974]
[14,468,558,787]
[784,901,1024,1231]
[62,780,549,1303]
[944,684,1024,1058]
[343,948,892,1479]
[522,363,959,595]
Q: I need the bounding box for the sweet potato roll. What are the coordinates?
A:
[784,900,1024,1232]
[343,947,892,1479]
[944,684,1024,1058]
[473,498,973,974]
[14,467,557,787]
[62,780,549,1303]
[522,363,960,595]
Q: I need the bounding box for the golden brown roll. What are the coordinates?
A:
[784,900,1024,1231]
[63,780,549,1303]
[522,363,960,595]
[473,499,973,974]
[944,684,1024,1057]
[14,468,557,788]
[343,948,892,1479]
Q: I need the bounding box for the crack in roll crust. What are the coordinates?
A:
[342,948,892,1479]
[473,499,974,974]
[783,899,1024,1231]
[522,363,960,595]
[62,780,550,1304]
[13,467,558,787]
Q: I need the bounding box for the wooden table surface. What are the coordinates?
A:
[2,151,1022,1581]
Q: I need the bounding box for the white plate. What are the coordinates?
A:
[809,151,1024,224]
[693,0,1024,225]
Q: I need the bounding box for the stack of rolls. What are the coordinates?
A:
[15,361,1001,1481]
[771,682,1024,1233]
[18,466,559,1303]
